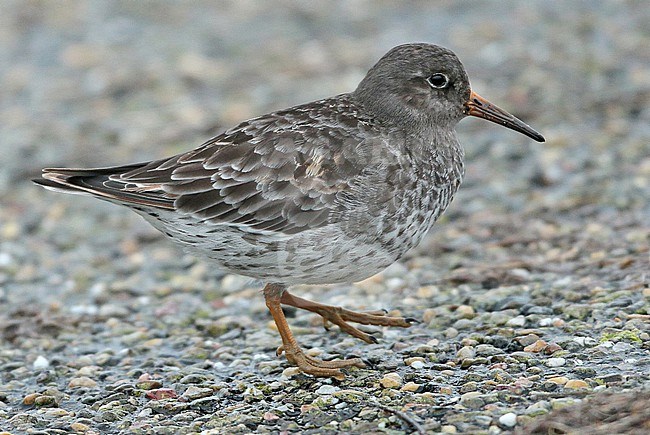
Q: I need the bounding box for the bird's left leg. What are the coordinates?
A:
[280,290,416,344]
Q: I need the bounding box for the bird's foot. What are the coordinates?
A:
[276,345,366,380]
[280,291,417,344]
[317,306,416,343]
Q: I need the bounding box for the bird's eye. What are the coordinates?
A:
[426,73,449,89]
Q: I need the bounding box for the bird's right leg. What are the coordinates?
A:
[263,283,365,380]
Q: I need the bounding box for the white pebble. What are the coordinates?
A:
[499,412,517,427]
[546,357,566,367]
[506,315,526,327]
[0,252,13,267]
[410,360,425,370]
[32,355,50,370]
[315,385,339,395]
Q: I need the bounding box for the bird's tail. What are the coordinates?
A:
[33,165,175,209]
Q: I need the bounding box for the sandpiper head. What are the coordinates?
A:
[354,43,544,142]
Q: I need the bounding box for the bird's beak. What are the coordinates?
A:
[465,91,545,142]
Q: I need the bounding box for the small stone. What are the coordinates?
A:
[32,356,50,370]
[460,391,485,409]
[543,342,563,354]
[499,412,517,428]
[456,305,475,318]
[444,327,459,338]
[545,357,566,367]
[78,366,100,377]
[180,386,213,401]
[145,388,178,400]
[551,398,581,410]
[524,340,548,353]
[136,380,163,390]
[70,422,91,432]
[401,382,421,392]
[612,342,633,352]
[596,373,623,384]
[456,346,476,360]
[460,381,478,393]
[404,357,425,369]
[34,395,57,407]
[282,367,301,378]
[422,308,437,323]
[526,400,551,416]
[507,315,526,327]
[68,377,97,388]
[548,376,569,385]
[460,338,479,346]
[315,385,339,395]
[475,344,503,356]
[564,379,590,389]
[22,393,41,405]
[441,425,457,433]
[263,411,280,421]
[416,285,438,298]
[379,372,403,389]
[517,333,541,346]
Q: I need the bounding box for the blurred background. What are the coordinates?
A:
[0,1,648,432]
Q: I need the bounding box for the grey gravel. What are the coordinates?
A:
[1,1,649,434]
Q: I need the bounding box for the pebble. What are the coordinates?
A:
[564,379,590,389]
[70,422,91,432]
[517,333,541,346]
[32,355,50,370]
[507,315,526,327]
[22,393,41,406]
[404,356,426,368]
[475,344,503,356]
[34,395,57,407]
[315,385,339,395]
[379,373,403,389]
[498,412,518,428]
[460,392,485,409]
[545,357,566,367]
[547,376,569,385]
[181,386,214,401]
[455,305,476,318]
[281,367,301,378]
[551,398,581,410]
[68,377,98,388]
[401,382,421,392]
[456,346,476,360]
[524,340,547,353]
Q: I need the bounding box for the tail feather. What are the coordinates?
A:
[33,164,176,210]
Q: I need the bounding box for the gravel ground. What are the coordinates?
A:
[1,1,649,434]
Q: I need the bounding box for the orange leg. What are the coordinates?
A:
[280,290,416,344]
[263,283,366,380]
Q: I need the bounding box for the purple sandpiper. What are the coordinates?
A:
[35,43,544,379]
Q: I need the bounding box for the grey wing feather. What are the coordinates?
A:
[110,95,377,235]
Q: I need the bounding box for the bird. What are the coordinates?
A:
[34,43,544,380]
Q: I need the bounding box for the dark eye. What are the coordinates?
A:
[426,73,449,89]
